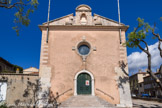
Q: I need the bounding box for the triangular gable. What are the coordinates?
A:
[93,13,124,26]
[43,13,74,25]
[41,13,126,26]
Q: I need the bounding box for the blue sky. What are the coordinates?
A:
[0,0,162,74]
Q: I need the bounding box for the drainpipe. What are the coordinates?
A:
[117,0,122,44]
[46,0,51,43]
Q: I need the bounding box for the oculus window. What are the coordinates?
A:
[77,42,91,56]
[78,45,90,55]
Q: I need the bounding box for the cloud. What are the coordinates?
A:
[128,42,162,75]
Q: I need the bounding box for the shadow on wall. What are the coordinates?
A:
[0,76,62,108]
[118,76,129,94]
[13,79,72,108]
[13,79,61,108]
[118,60,130,94]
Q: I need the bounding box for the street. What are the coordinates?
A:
[133,99,162,108]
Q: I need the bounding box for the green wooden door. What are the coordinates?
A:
[77,73,91,95]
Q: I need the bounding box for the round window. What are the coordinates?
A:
[78,44,90,55]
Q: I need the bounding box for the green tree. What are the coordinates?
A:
[0,103,7,108]
[0,0,39,35]
[125,17,162,90]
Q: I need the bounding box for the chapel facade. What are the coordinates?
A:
[39,4,132,107]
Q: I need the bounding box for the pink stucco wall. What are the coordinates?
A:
[39,28,127,104]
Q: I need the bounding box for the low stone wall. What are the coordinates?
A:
[0,73,39,107]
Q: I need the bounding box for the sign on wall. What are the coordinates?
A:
[85,80,89,86]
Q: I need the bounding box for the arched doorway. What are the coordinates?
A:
[74,70,95,96]
[77,73,91,95]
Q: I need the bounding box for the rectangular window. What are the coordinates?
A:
[139,83,142,87]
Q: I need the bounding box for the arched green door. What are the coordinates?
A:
[77,73,91,95]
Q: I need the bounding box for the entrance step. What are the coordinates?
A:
[59,95,117,108]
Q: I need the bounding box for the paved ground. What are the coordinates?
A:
[59,97,162,108]
[132,99,162,108]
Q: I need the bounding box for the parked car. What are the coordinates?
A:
[131,94,136,97]
[141,94,150,97]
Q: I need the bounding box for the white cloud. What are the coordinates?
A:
[128,42,162,74]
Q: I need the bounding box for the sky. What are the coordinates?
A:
[0,0,162,75]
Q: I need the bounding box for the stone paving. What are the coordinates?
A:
[59,96,162,108]
[132,99,162,108]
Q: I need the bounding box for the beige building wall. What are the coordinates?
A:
[49,30,121,104]
[138,73,148,83]
[39,28,129,104]
[23,67,39,74]
[0,74,39,106]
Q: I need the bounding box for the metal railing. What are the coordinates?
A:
[96,88,114,100]
[58,88,72,97]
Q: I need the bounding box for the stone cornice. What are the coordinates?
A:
[39,25,129,31]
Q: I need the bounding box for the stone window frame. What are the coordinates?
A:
[74,70,95,96]
[76,40,92,57]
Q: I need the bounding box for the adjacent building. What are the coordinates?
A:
[23,67,39,75]
[0,57,15,73]
[0,57,23,73]
[129,71,148,96]
[144,72,162,98]
[129,70,162,98]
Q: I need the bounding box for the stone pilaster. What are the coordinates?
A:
[38,66,51,107]
[38,30,51,107]
[115,67,132,108]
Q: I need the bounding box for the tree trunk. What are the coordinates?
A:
[138,44,162,91]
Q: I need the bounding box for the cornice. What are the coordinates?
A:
[38,25,129,32]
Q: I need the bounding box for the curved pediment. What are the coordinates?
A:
[76,4,91,11]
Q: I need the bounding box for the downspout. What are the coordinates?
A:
[117,0,122,44]
[46,0,51,43]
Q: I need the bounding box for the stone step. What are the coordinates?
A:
[59,95,117,108]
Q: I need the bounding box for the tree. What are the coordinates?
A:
[0,0,39,35]
[125,17,162,90]
[160,17,162,21]
[0,103,7,108]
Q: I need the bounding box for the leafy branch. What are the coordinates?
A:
[0,0,39,35]
[124,17,162,90]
